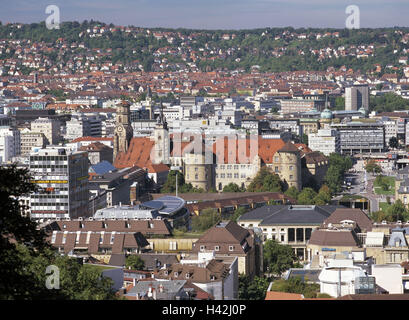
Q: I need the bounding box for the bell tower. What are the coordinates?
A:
[153,102,169,164]
[114,100,133,160]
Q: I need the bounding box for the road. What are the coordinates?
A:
[342,166,393,213]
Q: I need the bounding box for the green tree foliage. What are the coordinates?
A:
[125,255,145,270]
[371,200,409,222]
[284,186,299,200]
[297,188,318,205]
[230,207,248,222]
[313,185,332,205]
[223,182,244,192]
[389,137,399,149]
[365,160,382,174]
[369,93,409,113]
[269,277,320,298]
[191,208,221,232]
[302,134,308,146]
[247,167,285,192]
[238,275,269,300]
[324,153,353,194]
[161,170,203,193]
[0,165,117,300]
[263,240,299,276]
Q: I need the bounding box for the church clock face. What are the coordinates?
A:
[117,125,123,132]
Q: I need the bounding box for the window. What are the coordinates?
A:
[174,272,179,277]
[110,232,115,244]
[290,166,293,171]
[229,246,234,251]
[275,166,279,173]
[186,273,190,279]
[290,175,293,179]
[200,245,205,251]
[281,235,285,242]
[215,246,220,251]
[51,231,57,244]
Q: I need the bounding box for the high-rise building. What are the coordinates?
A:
[0,115,20,163]
[308,129,340,156]
[31,117,61,145]
[20,130,46,155]
[65,114,102,141]
[29,147,89,220]
[345,84,369,111]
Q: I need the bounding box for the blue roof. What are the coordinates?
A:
[141,196,186,215]
[90,161,116,175]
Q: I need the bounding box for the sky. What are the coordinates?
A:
[0,0,408,30]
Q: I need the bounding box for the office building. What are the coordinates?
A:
[330,122,385,155]
[31,117,61,145]
[345,84,369,111]
[29,147,89,220]
[308,129,341,156]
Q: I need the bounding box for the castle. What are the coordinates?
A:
[113,101,326,191]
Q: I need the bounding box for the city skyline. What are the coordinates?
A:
[1,0,409,30]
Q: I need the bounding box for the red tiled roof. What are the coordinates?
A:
[71,136,114,143]
[265,291,304,300]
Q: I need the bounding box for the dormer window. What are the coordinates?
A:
[229,246,234,252]
[215,245,220,251]
[210,275,216,281]
[174,271,179,277]
[200,245,205,251]
[185,273,190,279]
[164,270,168,276]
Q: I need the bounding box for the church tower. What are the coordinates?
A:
[114,100,133,160]
[153,102,169,164]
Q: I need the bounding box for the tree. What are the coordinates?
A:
[302,134,308,145]
[238,275,269,300]
[230,207,247,222]
[161,170,184,193]
[365,160,382,174]
[324,153,353,194]
[386,199,408,222]
[0,165,117,300]
[247,167,285,192]
[313,185,332,205]
[284,186,299,200]
[125,255,145,270]
[297,188,318,205]
[269,277,320,298]
[191,208,221,232]
[223,182,244,192]
[389,137,399,149]
[263,240,299,276]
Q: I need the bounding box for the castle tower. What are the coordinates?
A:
[113,100,133,160]
[183,141,213,192]
[152,102,170,164]
[276,142,302,191]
